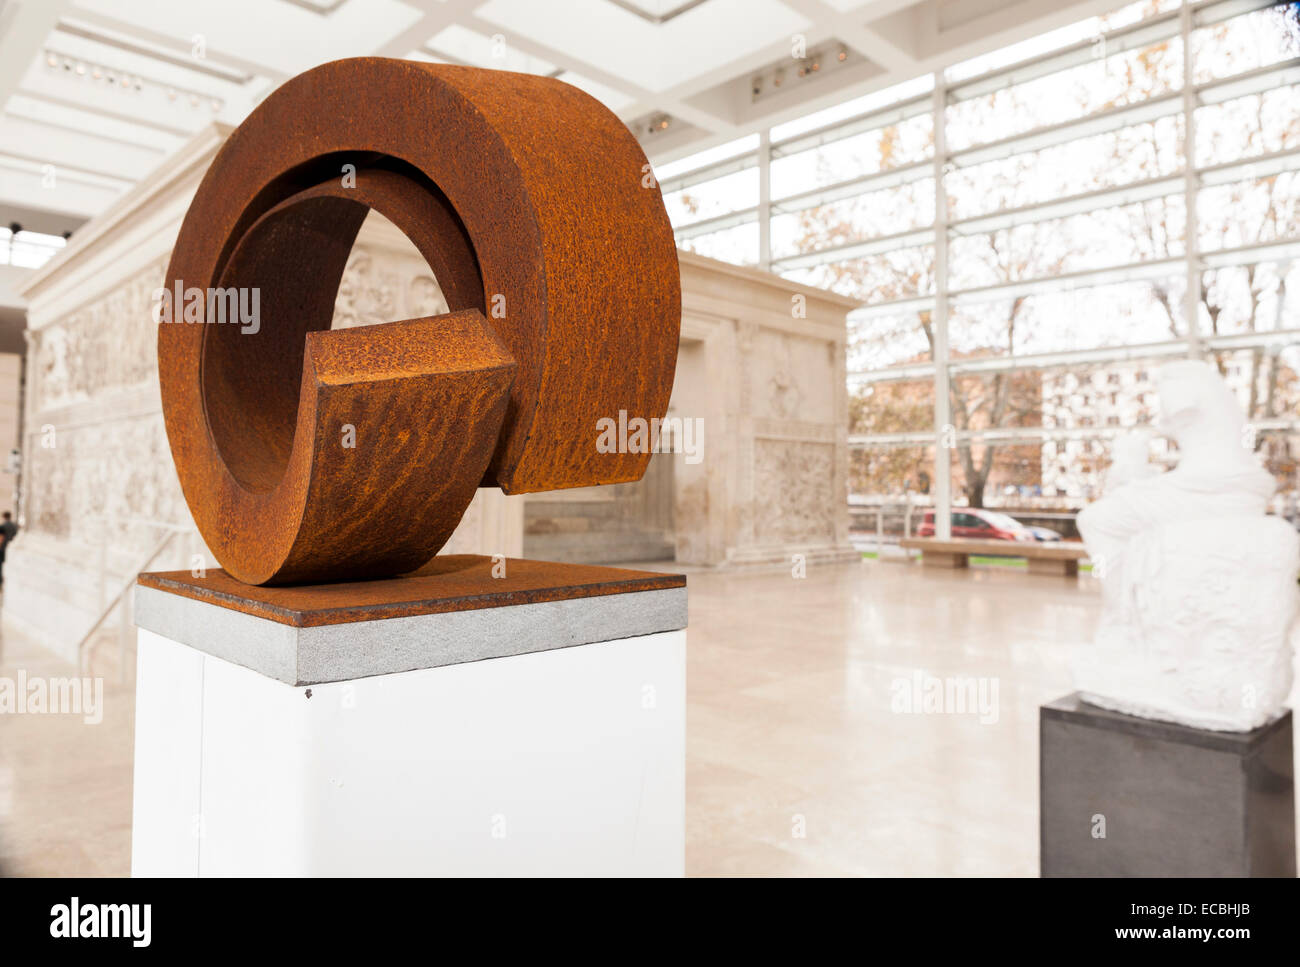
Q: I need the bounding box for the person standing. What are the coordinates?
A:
[0,512,17,589]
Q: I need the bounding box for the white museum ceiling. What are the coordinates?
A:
[0,0,1120,235]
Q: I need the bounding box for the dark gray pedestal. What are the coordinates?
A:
[1041,692,1295,877]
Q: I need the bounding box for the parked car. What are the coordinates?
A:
[1025,525,1063,542]
[916,508,1035,542]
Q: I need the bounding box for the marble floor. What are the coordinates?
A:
[0,558,1102,876]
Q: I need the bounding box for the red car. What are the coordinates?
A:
[917,508,1035,541]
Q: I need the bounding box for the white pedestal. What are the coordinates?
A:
[131,559,686,876]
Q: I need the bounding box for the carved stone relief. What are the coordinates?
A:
[34,258,166,413]
[750,329,835,424]
[752,439,836,544]
[331,247,447,330]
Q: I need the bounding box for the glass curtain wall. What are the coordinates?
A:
[658,0,1300,536]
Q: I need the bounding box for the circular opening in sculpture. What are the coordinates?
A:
[197,158,483,495]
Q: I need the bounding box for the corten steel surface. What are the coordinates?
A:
[159,58,681,586]
[137,556,686,627]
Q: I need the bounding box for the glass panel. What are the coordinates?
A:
[1041,362,1161,433]
[948,195,1185,290]
[848,443,936,501]
[1205,345,1300,422]
[770,178,934,259]
[950,277,1189,357]
[947,115,1183,221]
[1197,171,1300,251]
[991,357,1175,505]
[944,0,1183,85]
[852,379,935,436]
[951,438,1051,508]
[771,74,933,142]
[677,222,760,265]
[945,37,1183,154]
[654,134,759,181]
[779,244,935,303]
[945,370,1046,508]
[1200,261,1300,336]
[1,228,65,269]
[1194,84,1300,168]
[1258,422,1300,514]
[770,114,933,197]
[1202,345,1300,507]
[662,166,758,227]
[1192,3,1300,85]
[1038,435,1115,501]
[850,311,934,368]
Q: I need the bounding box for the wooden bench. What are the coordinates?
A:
[899,537,1090,577]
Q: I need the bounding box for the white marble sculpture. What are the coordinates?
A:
[1074,359,1300,732]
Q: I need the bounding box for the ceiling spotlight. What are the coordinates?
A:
[811,59,820,71]
[190,94,199,107]
[838,46,848,62]
[773,68,784,88]
[92,67,102,80]
[75,62,85,76]
[120,75,130,87]
[167,87,177,100]
[210,98,222,112]
[45,52,58,68]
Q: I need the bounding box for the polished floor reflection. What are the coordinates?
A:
[676,557,1097,876]
[0,558,1102,876]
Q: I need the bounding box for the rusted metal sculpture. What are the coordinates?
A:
[158,58,680,586]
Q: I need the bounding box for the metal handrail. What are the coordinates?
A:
[75,528,184,676]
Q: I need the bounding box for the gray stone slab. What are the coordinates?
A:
[135,583,687,686]
[1040,692,1295,877]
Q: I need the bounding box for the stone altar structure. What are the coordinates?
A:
[527,252,858,569]
[5,125,855,666]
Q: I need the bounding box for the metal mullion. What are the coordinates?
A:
[1183,1,1204,358]
[758,130,771,271]
[770,226,936,272]
[848,294,937,319]
[948,255,1184,305]
[932,74,952,540]
[1197,144,1300,186]
[1196,55,1300,104]
[1190,0,1284,30]
[847,362,937,384]
[1202,236,1300,267]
